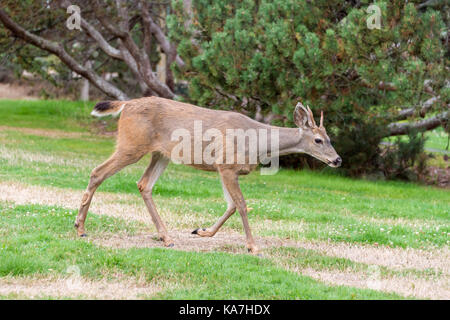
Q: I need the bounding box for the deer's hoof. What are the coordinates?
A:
[79,233,88,238]
[247,247,260,255]
[192,228,213,237]
[159,236,174,247]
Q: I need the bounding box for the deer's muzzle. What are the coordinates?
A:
[331,157,342,167]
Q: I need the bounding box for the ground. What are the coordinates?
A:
[0,99,448,299]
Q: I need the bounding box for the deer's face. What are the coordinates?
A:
[293,103,342,167]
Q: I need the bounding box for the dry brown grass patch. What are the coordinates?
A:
[0,125,90,139]
[0,275,165,299]
[299,268,449,300]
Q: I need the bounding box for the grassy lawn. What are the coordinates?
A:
[384,126,449,154]
[0,203,400,299]
[425,128,449,151]
[0,99,92,132]
[0,99,448,299]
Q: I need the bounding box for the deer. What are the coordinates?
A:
[75,97,341,254]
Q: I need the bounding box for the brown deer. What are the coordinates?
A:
[75,97,341,254]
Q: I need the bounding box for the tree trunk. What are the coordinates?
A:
[80,61,91,101]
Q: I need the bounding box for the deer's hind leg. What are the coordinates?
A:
[192,179,236,237]
[218,168,258,254]
[75,149,146,237]
[137,152,173,247]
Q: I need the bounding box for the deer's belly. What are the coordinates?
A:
[186,163,218,172]
[185,163,258,175]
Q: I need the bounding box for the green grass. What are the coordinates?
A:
[0,130,448,247]
[0,99,448,249]
[425,127,449,151]
[384,127,449,153]
[0,98,448,299]
[0,141,448,248]
[0,99,93,131]
[0,202,402,299]
[0,99,118,133]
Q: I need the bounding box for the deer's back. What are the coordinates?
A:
[115,96,265,173]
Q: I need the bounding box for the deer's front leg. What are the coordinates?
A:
[219,168,259,254]
[76,151,144,237]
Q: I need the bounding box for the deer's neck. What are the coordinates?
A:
[277,127,304,156]
[261,126,303,158]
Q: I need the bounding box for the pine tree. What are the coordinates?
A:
[168,0,449,174]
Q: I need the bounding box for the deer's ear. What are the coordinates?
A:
[294,103,313,128]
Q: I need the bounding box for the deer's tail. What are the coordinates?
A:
[91,101,127,117]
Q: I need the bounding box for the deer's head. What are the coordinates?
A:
[293,102,342,167]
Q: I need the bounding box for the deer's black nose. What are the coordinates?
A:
[332,157,342,166]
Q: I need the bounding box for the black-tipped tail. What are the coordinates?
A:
[91,101,126,117]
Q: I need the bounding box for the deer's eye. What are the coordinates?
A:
[315,138,323,144]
